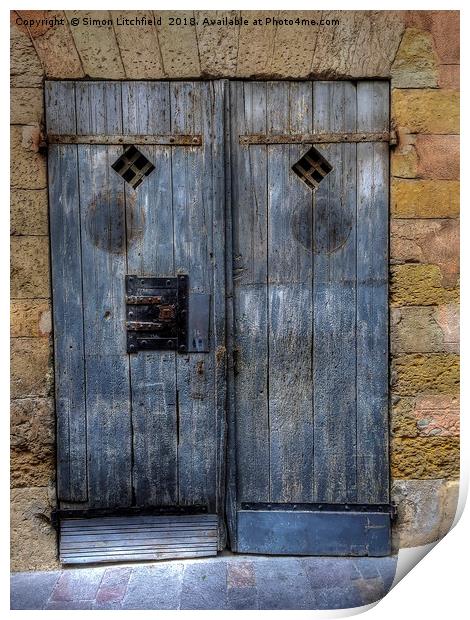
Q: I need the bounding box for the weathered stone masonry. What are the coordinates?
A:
[10,10,459,570]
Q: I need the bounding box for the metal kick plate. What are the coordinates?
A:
[126,275,188,353]
[237,510,391,556]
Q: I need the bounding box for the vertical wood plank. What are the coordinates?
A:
[312,81,358,502]
[230,81,270,502]
[122,81,179,506]
[76,82,133,508]
[356,81,390,503]
[46,81,88,502]
[207,80,229,545]
[224,79,238,547]
[170,82,217,510]
[267,81,314,502]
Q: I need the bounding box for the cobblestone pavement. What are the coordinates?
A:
[11,553,397,610]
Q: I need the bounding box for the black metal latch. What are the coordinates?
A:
[126,275,188,353]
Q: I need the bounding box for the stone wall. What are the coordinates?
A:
[10,10,459,569]
[389,10,460,548]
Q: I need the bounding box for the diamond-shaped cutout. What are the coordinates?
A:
[292,146,332,191]
[112,145,155,189]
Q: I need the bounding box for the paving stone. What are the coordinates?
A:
[227,586,258,610]
[303,558,357,589]
[254,557,316,610]
[93,600,123,610]
[354,577,386,605]
[353,558,381,579]
[95,566,132,605]
[180,560,229,610]
[46,600,94,609]
[10,571,60,610]
[11,556,399,610]
[50,568,105,602]
[121,563,183,610]
[377,557,398,590]
[315,585,364,610]
[227,560,256,588]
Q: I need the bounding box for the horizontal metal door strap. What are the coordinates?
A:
[239,131,396,145]
[47,134,203,146]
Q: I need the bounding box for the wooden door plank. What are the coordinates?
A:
[204,80,228,542]
[356,81,389,503]
[170,82,217,510]
[75,82,133,508]
[122,81,178,507]
[267,82,314,502]
[46,82,88,502]
[230,81,270,502]
[312,82,358,502]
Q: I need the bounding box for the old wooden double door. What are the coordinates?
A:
[47,79,390,558]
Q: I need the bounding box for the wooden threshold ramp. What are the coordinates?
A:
[59,514,218,565]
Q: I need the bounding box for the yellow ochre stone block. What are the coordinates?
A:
[391,28,439,88]
[392,88,459,134]
[391,179,459,218]
[392,353,459,396]
[391,264,459,306]
[391,436,459,479]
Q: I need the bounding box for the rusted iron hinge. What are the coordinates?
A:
[47,134,203,146]
[239,132,395,145]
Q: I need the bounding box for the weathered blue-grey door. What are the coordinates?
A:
[46,81,227,557]
[47,79,391,562]
[227,81,391,556]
